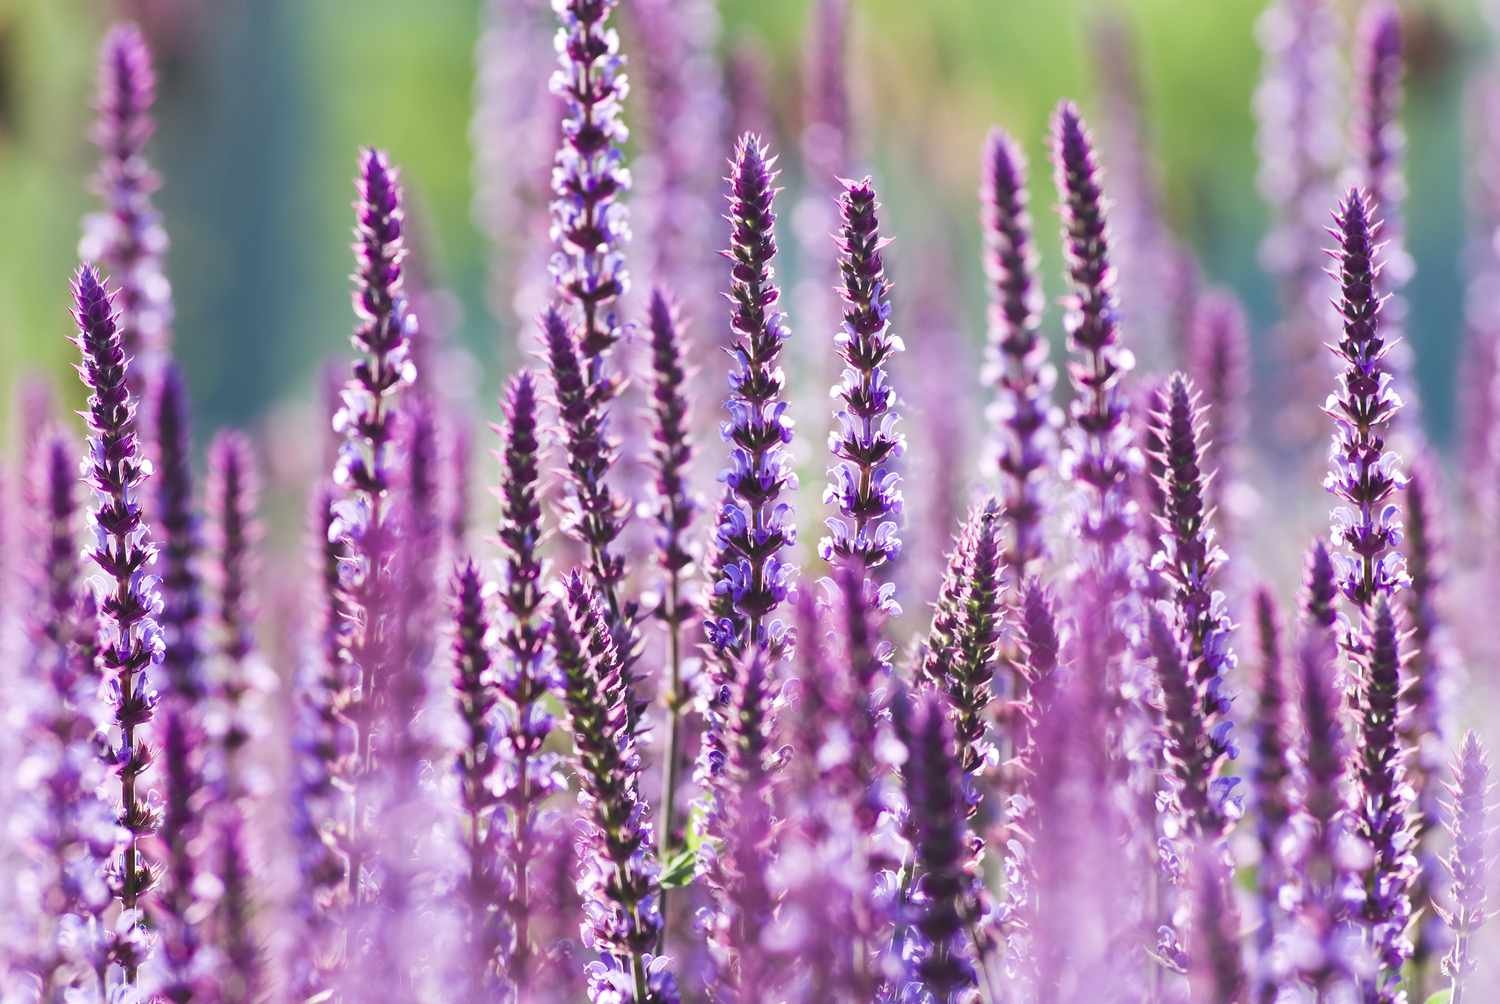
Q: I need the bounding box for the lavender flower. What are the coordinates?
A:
[1052,100,1138,587]
[1351,597,1417,1001]
[81,23,173,398]
[1147,372,1239,837]
[1188,291,1250,541]
[982,128,1055,579]
[207,430,260,793]
[700,647,785,1001]
[894,691,978,1002]
[705,134,797,659]
[1439,732,1491,1003]
[821,176,904,572]
[550,570,677,1004]
[541,305,640,680]
[1291,623,1359,995]
[1147,611,1234,840]
[549,0,632,384]
[150,363,206,706]
[1325,187,1405,611]
[72,264,163,983]
[331,147,416,914]
[643,289,699,865]
[215,806,262,1003]
[1248,587,1294,998]
[490,370,564,994]
[155,706,208,1002]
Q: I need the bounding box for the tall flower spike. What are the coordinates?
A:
[155,705,209,1002]
[1052,100,1137,576]
[549,0,632,384]
[643,289,699,872]
[215,807,262,1003]
[541,305,640,678]
[1439,732,1491,1002]
[1188,291,1250,544]
[1148,372,1239,836]
[1248,587,1294,1000]
[331,148,415,915]
[550,570,677,1004]
[82,23,172,397]
[150,363,206,706]
[1351,597,1417,1002]
[1325,187,1405,612]
[1402,461,1454,975]
[207,430,261,795]
[894,691,979,1003]
[1187,842,1249,1003]
[982,127,1055,579]
[490,370,563,995]
[706,134,797,660]
[1147,611,1234,840]
[821,176,904,572]
[1291,627,1359,995]
[72,264,163,984]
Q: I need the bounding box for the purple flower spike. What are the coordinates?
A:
[1439,732,1491,1001]
[1324,187,1405,612]
[550,570,677,1004]
[150,363,206,706]
[821,177,904,572]
[1351,597,1417,1001]
[155,705,209,1002]
[643,289,699,869]
[894,691,979,1003]
[1147,372,1239,836]
[1147,611,1235,841]
[82,23,173,396]
[706,134,797,660]
[215,806,261,1004]
[207,430,261,791]
[72,264,163,984]
[1301,537,1339,633]
[1290,626,1359,995]
[549,0,632,384]
[1188,291,1250,540]
[1248,587,1294,996]
[982,128,1055,579]
[1051,101,1139,589]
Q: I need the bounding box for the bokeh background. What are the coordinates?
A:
[0,0,1488,447]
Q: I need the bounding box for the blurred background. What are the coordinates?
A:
[0,0,1490,449]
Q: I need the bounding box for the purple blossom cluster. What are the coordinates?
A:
[10,10,1500,1004]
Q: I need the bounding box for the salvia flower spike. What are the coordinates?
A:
[72,264,164,983]
[150,363,206,707]
[549,0,631,380]
[82,23,172,397]
[820,175,904,572]
[1249,587,1294,999]
[982,127,1055,579]
[706,133,797,660]
[1439,732,1491,1004]
[208,429,261,794]
[1324,186,1405,612]
[550,570,677,1004]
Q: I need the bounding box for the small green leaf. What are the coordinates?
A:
[659,846,698,890]
[1424,990,1452,1004]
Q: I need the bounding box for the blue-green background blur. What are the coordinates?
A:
[0,0,1489,446]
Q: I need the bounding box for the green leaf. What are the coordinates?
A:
[1424,990,1452,1004]
[659,846,698,890]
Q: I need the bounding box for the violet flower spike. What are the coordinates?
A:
[81,23,173,398]
[550,570,677,1004]
[982,127,1055,578]
[216,805,262,1003]
[706,134,797,660]
[820,176,904,572]
[1439,732,1491,1003]
[894,691,980,1003]
[207,429,261,795]
[1351,597,1417,1002]
[1188,291,1250,542]
[1248,587,1294,1001]
[1324,187,1405,612]
[72,264,163,984]
[150,362,206,706]
[548,0,632,386]
[155,705,209,1002]
[490,369,563,995]
[643,289,699,882]
[1147,611,1234,841]
[1187,843,1249,1003]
